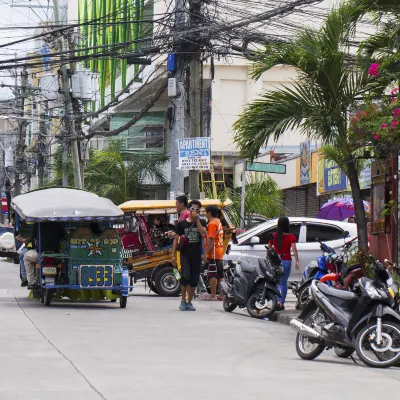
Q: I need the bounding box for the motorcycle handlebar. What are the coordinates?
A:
[344,236,358,247]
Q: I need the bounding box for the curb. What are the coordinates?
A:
[270,310,299,325]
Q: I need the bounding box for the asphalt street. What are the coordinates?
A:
[1,259,400,400]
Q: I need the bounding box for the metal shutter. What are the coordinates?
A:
[306,184,319,218]
[284,188,306,217]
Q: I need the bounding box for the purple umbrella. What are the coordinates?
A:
[317,198,370,221]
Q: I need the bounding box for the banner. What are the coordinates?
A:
[178,137,211,170]
[300,141,311,185]
[324,160,347,192]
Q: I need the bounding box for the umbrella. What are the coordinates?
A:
[317,198,370,221]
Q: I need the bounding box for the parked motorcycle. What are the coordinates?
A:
[220,247,283,319]
[290,260,400,368]
[293,235,357,310]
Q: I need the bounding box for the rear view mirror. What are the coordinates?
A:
[343,231,349,238]
[250,236,260,245]
[267,233,274,242]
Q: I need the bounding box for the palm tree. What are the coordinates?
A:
[233,4,395,252]
[84,140,168,205]
[231,175,285,223]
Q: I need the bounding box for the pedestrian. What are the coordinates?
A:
[167,195,191,241]
[348,216,356,223]
[176,195,190,222]
[202,205,224,301]
[268,217,299,311]
[172,200,207,311]
[15,233,29,287]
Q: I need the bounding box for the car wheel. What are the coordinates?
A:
[155,266,180,297]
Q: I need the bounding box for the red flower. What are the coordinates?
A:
[374,134,381,140]
[392,120,399,128]
[382,123,388,129]
[368,63,380,76]
[394,108,400,118]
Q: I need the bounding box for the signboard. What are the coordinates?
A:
[178,137,210,170]
[359,160,372,190]
[40,44,52,72]
[246,162,286,174]
[324,160,347,192]
[300,141,311,185]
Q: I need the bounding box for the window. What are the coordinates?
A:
[289,223,302,242]
[127,131,145,150]
[306,224,343,242]
[242,223,302,246]
[143,131,163,148]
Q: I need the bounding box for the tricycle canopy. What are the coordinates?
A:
[12,187,123,222]
[119,198,233,215]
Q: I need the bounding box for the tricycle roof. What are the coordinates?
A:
[119,199,233,214]
[12,187,123,222]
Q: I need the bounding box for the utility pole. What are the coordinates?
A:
[14,67,28,196]
[37,102,46,188]
[169,0,186,200]
[53,0,82,188]
[188,0,203,199]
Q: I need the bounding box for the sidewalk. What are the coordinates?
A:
[269,292,299,325]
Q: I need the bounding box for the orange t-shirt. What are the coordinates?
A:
[205,218,224,260]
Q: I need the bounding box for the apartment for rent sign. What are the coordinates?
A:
[177,137,211,170]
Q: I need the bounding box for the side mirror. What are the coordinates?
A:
[343,230,349,238]
[266,233,274,242]
[250,236,260,245]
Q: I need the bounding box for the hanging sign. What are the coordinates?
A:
[40,44,52,72]
[177,137,210,170]
[300,141,311,185]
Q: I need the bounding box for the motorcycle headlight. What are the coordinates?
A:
[365,283,387,300]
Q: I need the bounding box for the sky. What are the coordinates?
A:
[0,0,55,100]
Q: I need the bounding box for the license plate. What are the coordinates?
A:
[42,267,57,275]
[80,265,114,288]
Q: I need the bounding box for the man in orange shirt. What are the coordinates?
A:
[202,205,224,301]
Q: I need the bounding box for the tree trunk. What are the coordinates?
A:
[347,160,368,252]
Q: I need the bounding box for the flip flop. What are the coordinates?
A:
[199,295,218,301]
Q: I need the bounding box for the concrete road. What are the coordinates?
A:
[1,260,400,400]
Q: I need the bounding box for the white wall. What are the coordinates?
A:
[207,63,309,154]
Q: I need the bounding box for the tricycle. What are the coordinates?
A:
[118,199,236,297]
[12,187,131,307]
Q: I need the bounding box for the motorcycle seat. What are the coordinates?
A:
[347,264,363,273]
[317,281,359,302]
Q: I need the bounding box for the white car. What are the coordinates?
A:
[225,217,358,281]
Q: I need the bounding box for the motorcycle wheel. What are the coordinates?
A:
[246,291,277,319]
[355,321,400,368]
[334,347,354,359]
[295,284,311,310]
[223,296,237,312]
[295,310,325,360]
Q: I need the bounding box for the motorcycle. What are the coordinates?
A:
[220,247,283,319]
[293,235,358,310]
[290,260,400,368]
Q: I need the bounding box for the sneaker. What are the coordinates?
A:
[186,302,196,311]
[21,279,28,287]
[179,301,187,311]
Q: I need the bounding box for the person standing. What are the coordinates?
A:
[176,195,190,221]
[268,217,299,310]
[172,200,207,311]
[167,195,191,241]
[202,205,224,301]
